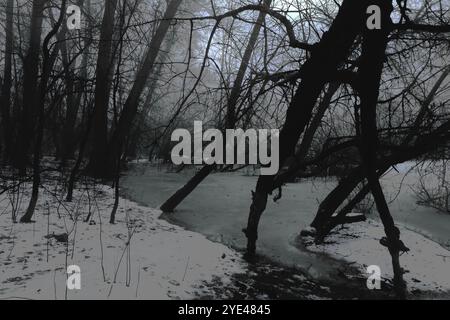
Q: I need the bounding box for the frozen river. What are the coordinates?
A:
[122,162,450,282]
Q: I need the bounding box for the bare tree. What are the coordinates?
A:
[160,0,273,212]
[243,0,369,258]
[101,0,183,177]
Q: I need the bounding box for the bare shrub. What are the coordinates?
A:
[414,160,450,214]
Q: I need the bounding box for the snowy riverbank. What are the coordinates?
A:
[122,163,450,299]
[303,219,450,297]
[0,178,245,300]
[1,165,450,299]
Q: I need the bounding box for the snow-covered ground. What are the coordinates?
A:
[304,219,450,296]
[0,178,245,300]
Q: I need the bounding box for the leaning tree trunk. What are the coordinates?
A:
[244,0,370,257]
[86,0,119,177]
[312,166,382,242]
[356,0,407,298]
[269,81,341,189]
[160,165,216,212]
[311,63,450,240]
[311,165,365,230]
[0,0,14,164]
[160,0,272,213]
[103,0,183,178]
[126,24,177,160]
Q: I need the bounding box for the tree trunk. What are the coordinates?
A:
[357,0,407,298]
[87,0,119,177]
[312,122,450,241]
[15,0,47,174]
[21,0,67,222]
[0,0,14,163]
[109,154,121,224]
[311,166,365,231]
[160,165,216,212]
[311,61,450,241]
[60,0,89,163]
[225,0,273,128]
[126,26,177,160]
[103,0,183,178]
[66,100,94,202]
[271,81,341,187]
[244,0,370,256]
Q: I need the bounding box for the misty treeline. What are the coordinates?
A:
[0,0,449,297]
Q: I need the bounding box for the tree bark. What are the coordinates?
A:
[357,0,407,298]
[87,0,119,176]
[311,166,365,230]
[21,0,67,222]
[244,0,370,257]
[126,17,176,160]
[109,153,121,224]
[60,0,89,163]
[0,0,14,163]
[15,0,47,174]
[160,164,216,212]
